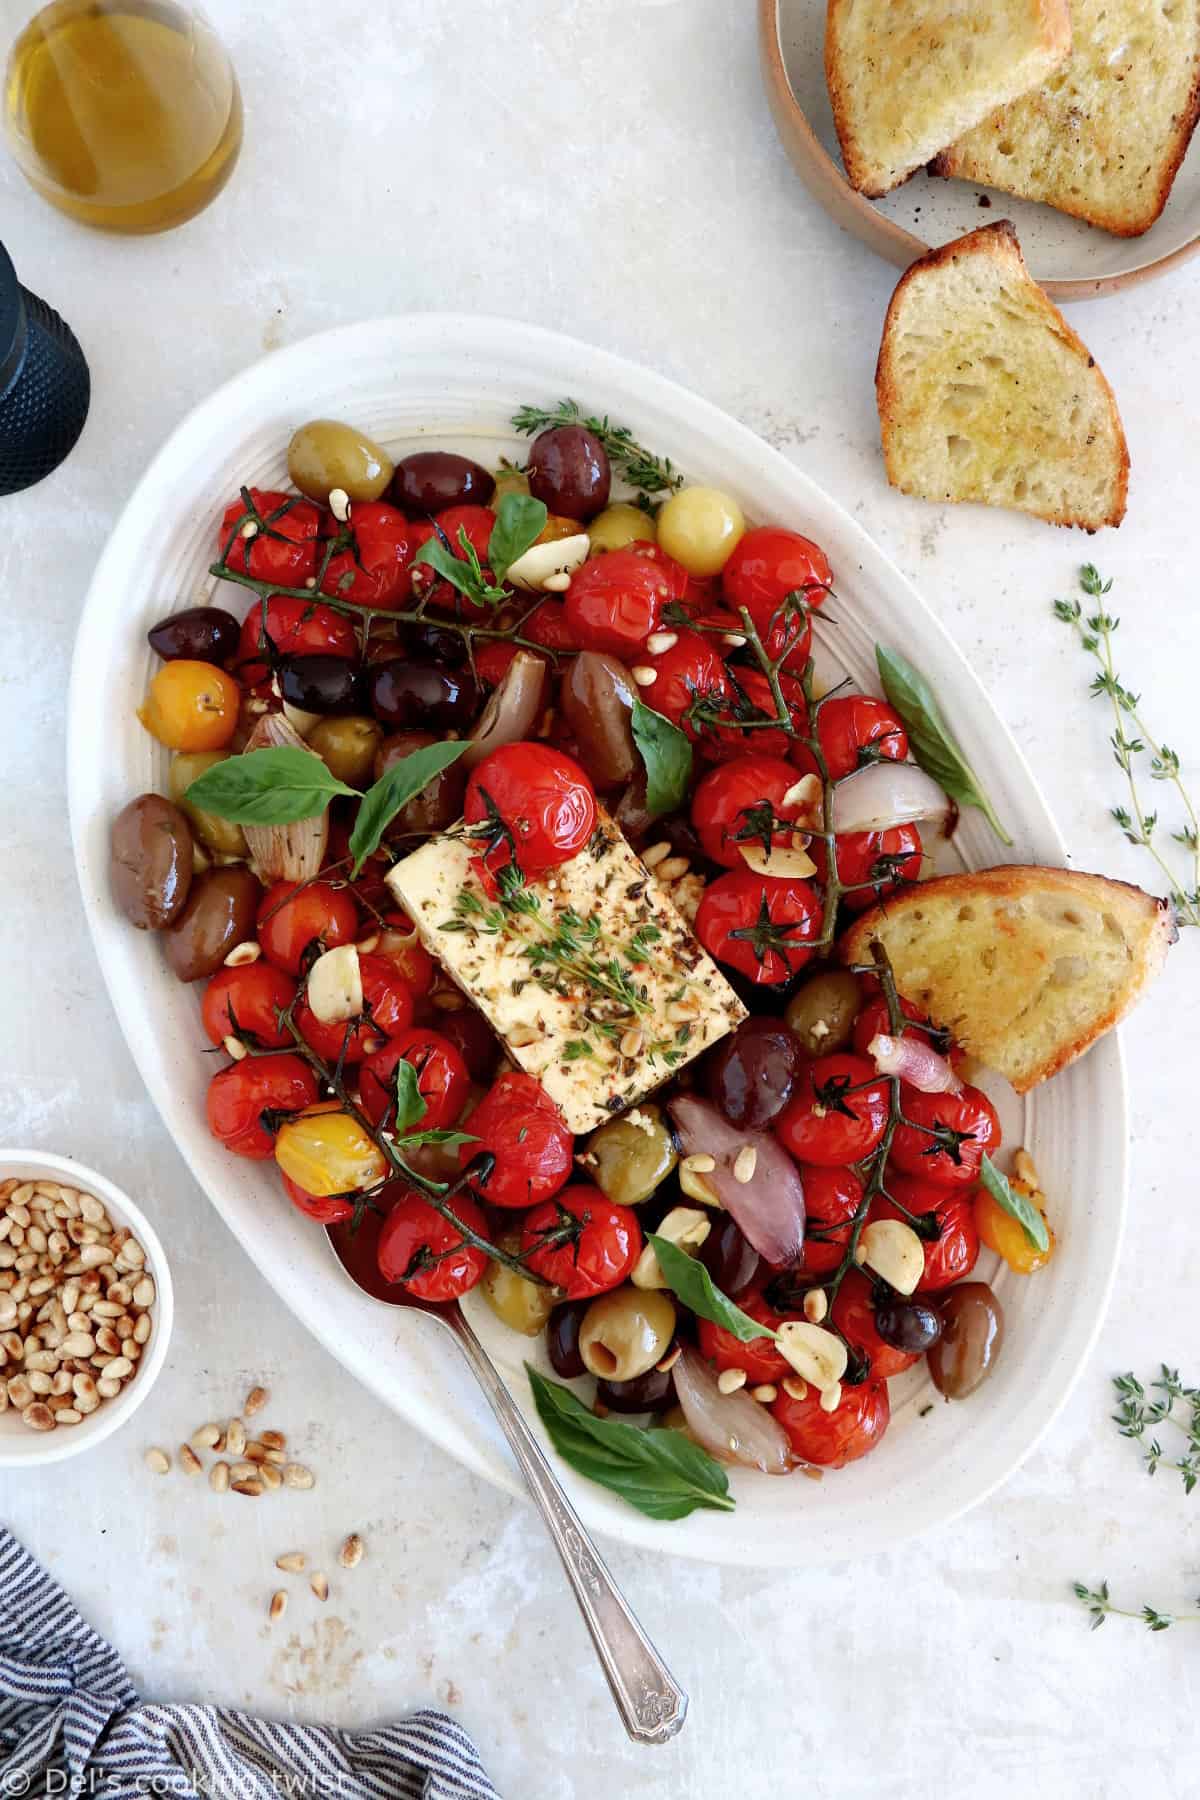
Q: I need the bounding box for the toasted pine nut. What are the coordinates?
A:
[191,1423,221,1450]
[646,631,679,655]
[310,1571,329,1601]
[209,1462,230,1494]
[276,1552,306,1573]
[179,1444,202,1476]
[223,941,261,967]
[631,666,656,687]
[338,1533,364,1570]
[641,841,671,869]
[733,1146,757,1185]
[269,1591,288,1622]
[232,1478,264,1497]
[717,1368,747,1395]
[750,1384,778,1404]
[803,1289,828,1324]
[781,1376,807,1401]
[283,1463,315,1490]
[681,1153,716,1174]
[144,1447,171,1475]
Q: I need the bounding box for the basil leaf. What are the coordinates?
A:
[631,700,692,818]
[648,1235,779,1343]
[488,492,548,583]
[392,1060,428,1135]
[412,534,481,601]
[184,747,357,824]
[399,1128,477,1151]
[980,1153,1049,1253]
[348,741,471,875]
[875,645,1013,846]
[526,1366,734,1521]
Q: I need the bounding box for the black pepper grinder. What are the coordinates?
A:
[0,240,90,496]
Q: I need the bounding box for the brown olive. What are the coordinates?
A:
[561,651,638,789]
[147,606,240,666]
[579,1287,676,1382]
[587,1107,677,1207]
[928,1282,1004,1400]
[287,418,394,504]
[526,426,611,522]
[392,450,495,514]
[373,730,467,836]
[163,867,262,982]
[111,795,194,929]
[167,751,247,859]
[784,970,862,1057]
[307,715,383,789]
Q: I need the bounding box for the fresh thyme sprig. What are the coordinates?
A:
[511,399,683,499]
[1055,565,1200,926]
[1111,1367,1200,1493]
[1071,1582,1199,1633]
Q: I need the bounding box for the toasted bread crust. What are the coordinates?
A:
[840,864,1174,1091]
[875,222,1130,530]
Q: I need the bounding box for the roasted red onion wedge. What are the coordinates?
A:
[667,1094,805,1265]
[673,1347,792,1474]
[868,1032,962,1095]
[832,762,951,835]
[463,650,546,768]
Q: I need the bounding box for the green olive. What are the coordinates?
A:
[287,418,394,505]
[587,502,656,556]
[307,715,383,789]
[481,1234,555,1337]
[168,751,247,858]
[784,969,862,1057]
[579,1287,676,1383]
[587,1106,676,1207]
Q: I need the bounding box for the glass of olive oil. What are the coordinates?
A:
[3,0,242,233]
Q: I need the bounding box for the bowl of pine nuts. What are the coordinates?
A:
[0,1151,173,1464]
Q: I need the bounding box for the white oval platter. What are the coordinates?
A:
[68,315,1126,1566]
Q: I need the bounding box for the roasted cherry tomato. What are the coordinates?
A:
[458,1071,573,1209]
[274,1102,386,1196]
[696,1287,792,1385]
[632,630,731,740]
[320,501,416,610]
[889,1084,1000,1186]
[691,754,812,869]
[473,640,548,688]
[852,995,954,1060]
[256,881,359,975]
[205,1054,318,1160]
[520,1185,642,1300]
[522,601,582,653]
[699,666,808,763]
[294,952,415,1064]
[871,1185,981,1292]
[831,1268,918,1379]
[722,526,832,636]
[377,1189,490,1302]
[812,825,923,912]
[374,911,435,997]
[201,961,296,1049]
[280,1170,354,1226]
[138,661,240,752]
[235,595,359,683]
[774,1053,890,1165]
[771,1375,889,1468]
[433,504,495,562]
[793,695,908,783]
[795,1164,863,1275]
[695,870,821,985]
[564,544,680,657]
[219,489,325,587]
[463,743,596,883]
[358,1027,470,1132]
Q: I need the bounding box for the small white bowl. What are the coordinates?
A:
[0,1151,173,1466]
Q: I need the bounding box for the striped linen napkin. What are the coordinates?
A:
[0,1528,500,1799]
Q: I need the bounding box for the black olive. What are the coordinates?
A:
[369,659,478,732]
[545,1302,589,1380]
[148,606,241,665]
[392,451,495,514]
[874,1296,943,1354]
[277,655,364,715]
[596,1365,675,1414]
[405,621,469,667]
[697,1216,760,1297]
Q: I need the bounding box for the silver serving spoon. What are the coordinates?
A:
[323,1216,687,1746]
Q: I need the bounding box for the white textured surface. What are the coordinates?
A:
[0,1,1196,1794]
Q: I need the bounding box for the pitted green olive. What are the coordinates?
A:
[287,419,394,505]
[783,970,861,1057]
[587,1106,676,1207]
[168,751,247,859]
[482,1234,555,1336]
[578,1287,676,1383]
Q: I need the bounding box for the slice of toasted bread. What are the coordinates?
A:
[933,0,1200,237]
[825,0,1072,197]
[840,866,1174,1092]
[875,221,1129,529]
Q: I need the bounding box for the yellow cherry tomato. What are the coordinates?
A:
[656,485,745,577]
[138,660,240,752]
[973,1182,1055,1274]
[535,512,584,546]
[275,1103,387,1197]
[492,464,530,505]
[587,502,657,555]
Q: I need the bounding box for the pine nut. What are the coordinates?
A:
[209,1462,230,1494]
[179,1444,202,1475]
[681,1153,716,1174]
[310,1571,329,1602]
[191,1423,221,1450]
[244,1386,268,1417]
[232,1478,264,1497]
[26,1372,52,1395]
[95,1378,121,1400]
[95,1328,120,1357]
[22,1402,54,1431]
[264,1449,286,1467]
[259,1429,286,1451]
[0,1296,17,1329]
[225,1417,246,1456]
[641,841,672,869]
[619,1028,644,1058]
[733,1146,757,1185]
[723,632,747,648]
[781,1376,808,1401]
[73,1373,97,1403]
[717,1368,747,1394]
[222,1035,248,1063]
[223,941,261,967]
[631,666,656,687]
[283,1463,315,1490]
[8,1203,31,1229]
[338,1533,364,1569]
[803,1289,829,1324]
[133,1313,152,1345]
[56,1409,83,1426]
[276,1552,306,1574]
[245,1441,268,1463]
[542,570,571,594]
[101,1356,133,1380]
[750,1384,778,1403]
[646,631,679,655]
[268,1591,288,1622]
[259,1462,283,1491]
[230,1461,257,1483]
[75,1390,100,1414]
[819,1382,843,1414]
[144,1447,171,1475]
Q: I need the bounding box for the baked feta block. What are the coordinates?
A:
[386,811,746,1134]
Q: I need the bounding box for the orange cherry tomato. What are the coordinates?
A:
[138,660,240,751]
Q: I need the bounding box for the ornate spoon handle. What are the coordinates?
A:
[446,1308,688,1745]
